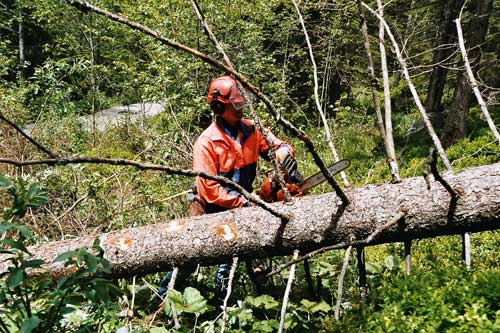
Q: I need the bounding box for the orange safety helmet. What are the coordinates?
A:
[207,76,247,111]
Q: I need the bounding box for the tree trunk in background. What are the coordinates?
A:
[442,0,493,147]
[17,0,25,71]
[424,0,464,129]
[2,163,500,280]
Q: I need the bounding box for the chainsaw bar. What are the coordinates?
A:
[299,159,350,193]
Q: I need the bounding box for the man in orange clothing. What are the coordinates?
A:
[157,75,301,301]
[191,75,301,214]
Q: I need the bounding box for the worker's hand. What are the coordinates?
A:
[275,146,290,165]
[276,147,304,184]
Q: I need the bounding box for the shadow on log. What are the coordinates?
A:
[2,163,499,279]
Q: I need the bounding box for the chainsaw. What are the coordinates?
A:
[257,159,350,202]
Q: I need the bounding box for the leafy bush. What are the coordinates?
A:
[0,174,121,333]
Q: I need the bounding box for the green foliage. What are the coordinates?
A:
[167,287,209,316]
[0,174,122,333]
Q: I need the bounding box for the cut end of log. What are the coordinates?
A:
[212,223,238,241]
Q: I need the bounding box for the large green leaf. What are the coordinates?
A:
[182,287,208,314]
[0,174,14,190]
[167,287,208,315]
[20,316,40,333]
[252,319,279,332]
[7,268,24,289]
[21,259,45,269]
[54,250,77,263]
[366,262,382,275]
[384,255,400,271]
[1,239,30,254]
[26,184,48,207]
[246,295,279,310]
[300,299,332,313]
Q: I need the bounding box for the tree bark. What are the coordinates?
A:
[5,163,500,279]
[442,0,493,147]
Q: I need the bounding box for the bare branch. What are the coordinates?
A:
[221,257,238,333]
[426,149,459,198]
[292,0,350,187]
[278,250,299,333]
[356,0,386,140]
[167,267,181,329]
[0,112,58,158]
[0,156,289,220]
[455,17,500,145]
[376,0,401,182]
[335,245,352,320]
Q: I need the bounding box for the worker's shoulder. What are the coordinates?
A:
[195,122,223,145]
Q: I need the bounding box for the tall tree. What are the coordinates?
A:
[424,0,465,128]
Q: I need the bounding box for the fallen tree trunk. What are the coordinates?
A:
[6,163,500,278]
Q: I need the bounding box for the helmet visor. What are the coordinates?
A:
[228,85,248,111]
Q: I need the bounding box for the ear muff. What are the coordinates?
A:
[210,89,225,115]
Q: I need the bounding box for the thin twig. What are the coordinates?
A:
[0,156,289,220]
[220,257,238,333]
[335,245,352,321]
[168,267,180,329]
[55,193,89,222]
[0,112,58,158]
[427,149,458,198]
[292,0,350,187]
[278,250,299,333]
[148,267,180,328]
[455,17,500,144]
[268,211,407,277]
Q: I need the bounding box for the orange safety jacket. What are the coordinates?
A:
[193,116,294,214]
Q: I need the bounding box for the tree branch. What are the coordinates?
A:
[0,157,289,220]
[292,0,350,188]
[278,250,298,333]
[0,112,58,158]
[335,245,352,320]
[455,17,500,145]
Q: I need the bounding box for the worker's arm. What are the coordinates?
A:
[257,127,295,161]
